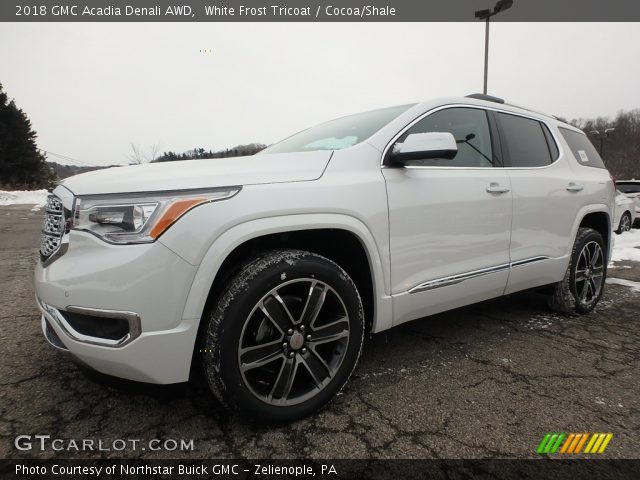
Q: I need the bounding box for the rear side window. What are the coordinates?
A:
[559,127,606,169]
[496,113,552,167]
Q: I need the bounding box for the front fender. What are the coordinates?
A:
[180,213,393,335]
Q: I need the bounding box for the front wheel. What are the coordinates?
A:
[201,249,364,422]
[549,227,607,315]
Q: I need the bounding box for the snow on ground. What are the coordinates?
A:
[0,189,48,210]
[606,277,640,292]
[607,229,640,294]
[611,229,640,263]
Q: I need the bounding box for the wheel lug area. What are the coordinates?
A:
[287,328,293,335]
[301,347,307,354]
[306,334,311,340]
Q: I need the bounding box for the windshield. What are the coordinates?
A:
[262,104,415,154]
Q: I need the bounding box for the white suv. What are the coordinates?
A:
[35,95,615,422]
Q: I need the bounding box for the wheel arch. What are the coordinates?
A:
[573,206,612,260]
[181,214,392,360]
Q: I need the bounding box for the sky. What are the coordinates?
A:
[1,22,639,166]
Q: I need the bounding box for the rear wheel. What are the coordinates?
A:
[201,249,364,422]
[549,227,607,315]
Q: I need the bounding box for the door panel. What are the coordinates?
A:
[493,113,583,294]
[507,160,579,261]
[504,159,581,293]
[384,168,512,299]
[383,106,513,326]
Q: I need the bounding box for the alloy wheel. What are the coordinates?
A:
[238,278,350,406]
[620,214,631,232]
[574,241,604,307]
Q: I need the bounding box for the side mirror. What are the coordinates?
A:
[388,132,458,165]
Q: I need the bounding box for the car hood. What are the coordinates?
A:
[60,151,332,196]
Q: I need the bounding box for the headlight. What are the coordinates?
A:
[72,187,240,244]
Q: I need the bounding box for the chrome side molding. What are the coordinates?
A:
[510,256,550,268]
[408,256,551,294]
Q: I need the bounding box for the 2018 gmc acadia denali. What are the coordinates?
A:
[35,95,615,422]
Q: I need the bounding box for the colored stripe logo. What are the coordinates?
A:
[537,433,613,454]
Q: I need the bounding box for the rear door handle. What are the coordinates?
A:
[566,182,584,192]
[486,182,510,194]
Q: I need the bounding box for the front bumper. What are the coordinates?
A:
[35,230,200,384]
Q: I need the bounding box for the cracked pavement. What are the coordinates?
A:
[1,205,639,459]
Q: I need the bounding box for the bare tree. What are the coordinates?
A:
[571,110,640,179]
[127,142,144,165]
[127,142,161,164]
[148,143,160,163]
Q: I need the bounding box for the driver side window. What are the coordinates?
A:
[396,107,494,167]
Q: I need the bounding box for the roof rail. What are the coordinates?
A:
[466,94,563,122]
[465,93,505,104]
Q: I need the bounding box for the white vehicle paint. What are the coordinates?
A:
[613,189,636,233]
[35,95,615,419]
[616,180,640,222]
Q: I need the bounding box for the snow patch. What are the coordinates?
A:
[611,229,640,263]
[524,314,555,330]
[0,189,48,207]
[594,396,624,408]
[606,277,640,293]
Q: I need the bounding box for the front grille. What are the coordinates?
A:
[40,194,69,261]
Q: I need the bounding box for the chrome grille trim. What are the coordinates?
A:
[43,213,63,236]
[40,193,70,263]
[45,195,63,214]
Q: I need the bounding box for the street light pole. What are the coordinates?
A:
[483,17,490,94]
[475,0,514,95]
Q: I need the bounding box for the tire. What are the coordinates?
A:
[549,227,607,315]
[201,249,364,423]
[616,212,632,234]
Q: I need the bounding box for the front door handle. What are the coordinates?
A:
[486,182,510,194]
[566,182,584,192]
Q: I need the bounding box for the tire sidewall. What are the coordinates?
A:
[568,229,607,314]
[203,251,364,423]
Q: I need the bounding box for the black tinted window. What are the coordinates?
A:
[559,127,606,169]
[497,113,552,167]
[617,182,640,193]
[395,107,494,167]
